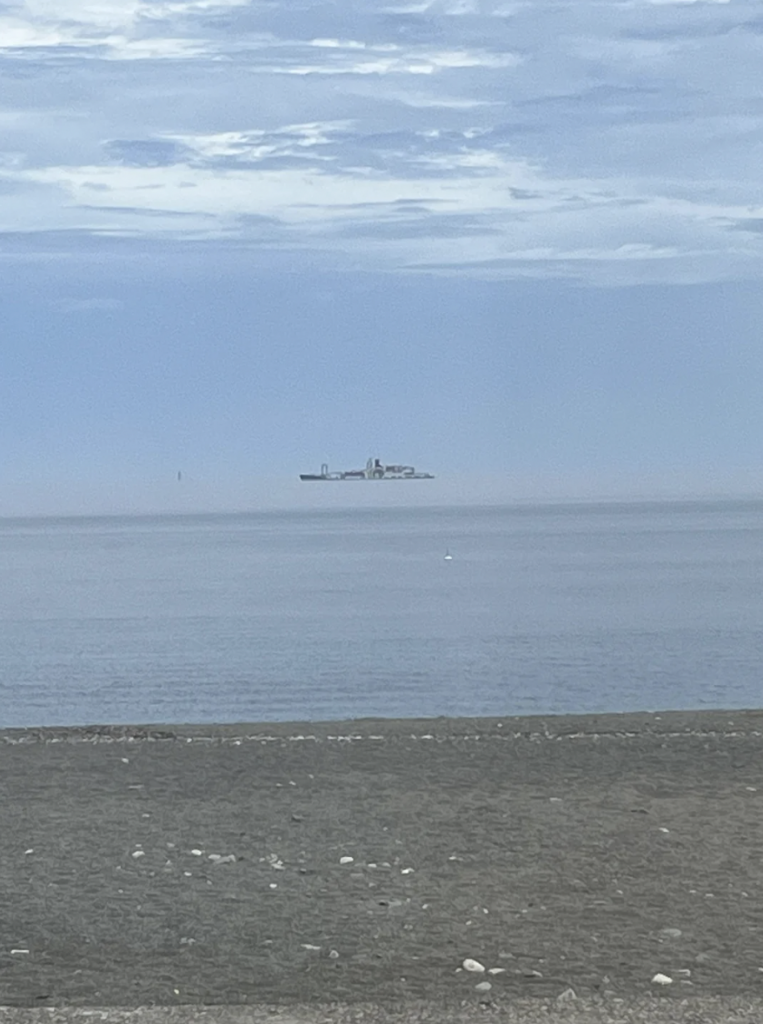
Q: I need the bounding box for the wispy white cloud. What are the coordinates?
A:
[1,0,762,283]
[0,17,208,59]
[163,122,350,161]
[0,0,249,58]
[6,135,762,286]
[257,41,521,76]
[371,90,499,108]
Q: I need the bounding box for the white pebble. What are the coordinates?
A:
[401,867,414,874]
[475,981,492,993]
[329,949,340,959]
[339,856,354,865]
[131,850,145,859]
[488,967,505,975]
[269,883,278,889]
[190,849,203,856]
[10,949,29,955]
[658,827,670,834]
[302,944,321,951]
[24,849,33,855]
[652,973,673,985]
[462,958,486,973]
[557,987,577,1004]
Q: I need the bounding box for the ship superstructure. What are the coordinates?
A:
[300,457,434,481]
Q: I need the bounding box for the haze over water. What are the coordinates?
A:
[0,500,761,729]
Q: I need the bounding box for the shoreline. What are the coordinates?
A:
[1,709,762,1018]
[3,706,763,743]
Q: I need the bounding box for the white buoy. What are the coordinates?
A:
[444,548,453,561]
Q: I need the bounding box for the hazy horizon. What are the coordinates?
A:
[4,472,763,520]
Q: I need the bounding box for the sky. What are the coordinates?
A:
[2,0,763,514]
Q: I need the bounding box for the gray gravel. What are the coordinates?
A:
[2,999,763,1024]
[2,710,763,1010]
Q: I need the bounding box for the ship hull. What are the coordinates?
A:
[300,475,433,481]
[300,457,434,481]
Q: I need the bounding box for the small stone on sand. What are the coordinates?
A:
[557,987,577,1003]
[462,958,485,973]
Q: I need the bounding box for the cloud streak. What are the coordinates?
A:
[1,0,762,283]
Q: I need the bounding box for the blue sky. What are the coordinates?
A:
[2,0,763,514]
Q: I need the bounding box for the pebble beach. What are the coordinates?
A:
[1,710,763,1022]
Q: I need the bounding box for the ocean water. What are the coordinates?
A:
[0,501,761,729]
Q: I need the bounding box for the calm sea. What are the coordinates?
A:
[0,501,761,728]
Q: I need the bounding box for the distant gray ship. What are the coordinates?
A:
[300,457,434,481]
